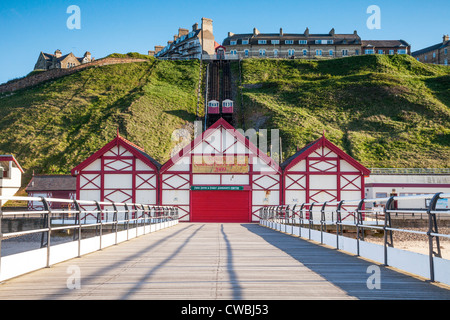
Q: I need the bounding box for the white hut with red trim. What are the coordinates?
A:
[281,135,370,220]
[0,155,24,206]
[159,118,281,222]
[71,133,160,209]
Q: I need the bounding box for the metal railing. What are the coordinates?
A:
[0,196,179,269]
[260,192,450,283]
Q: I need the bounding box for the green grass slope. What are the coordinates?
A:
[0,58,202,181]
[235,55,450,168]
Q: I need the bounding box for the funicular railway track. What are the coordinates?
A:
[206,60,234,128]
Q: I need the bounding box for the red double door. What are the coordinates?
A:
[190,190,251,223]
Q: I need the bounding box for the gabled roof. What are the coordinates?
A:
[160,118,281,174]
[71,133,161,176]
[412,40,450,56]
[281,135,371,175]
[26,175,76,192]
[0,155,24,173]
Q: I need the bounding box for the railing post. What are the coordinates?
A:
[427,192,443,282]
[124,203,130,240]
[73,200,82,257]
[320,202,328,244]
[41,197,52,268]
[94,201,102,250]
[309,203,315,240]
[383,196,395,266]
[356,199,365,256]
[336,200,344,250]
[299,203,305,238]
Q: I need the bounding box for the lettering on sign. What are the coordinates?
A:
[192,155,249,173]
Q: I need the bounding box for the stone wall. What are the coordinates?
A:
[0,57,148,93]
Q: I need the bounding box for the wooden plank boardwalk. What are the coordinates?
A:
[0,223,449,300]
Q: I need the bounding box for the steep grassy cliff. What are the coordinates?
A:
[0,58,203,182]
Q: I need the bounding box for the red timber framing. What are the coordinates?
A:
[71,132,160,218]
[282,134,370,221]
[159,118,281,222]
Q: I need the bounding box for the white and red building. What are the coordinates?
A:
[159,118,281,222]
[281,135,370,221]
[0,155,24,206]
[71,133,160,220]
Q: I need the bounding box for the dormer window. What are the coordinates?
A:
[230,41,237,45]
[285,40,294,44]
[242,39,249,45]
[271,40,280,44]
[258,40,267,44]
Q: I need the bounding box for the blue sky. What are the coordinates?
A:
[0,0,449,84]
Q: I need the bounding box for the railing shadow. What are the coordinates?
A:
[241,223,450,300]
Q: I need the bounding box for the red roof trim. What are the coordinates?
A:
[71,135,159,176]
[284,136,371,175]
[0,155,24,173]
[160,118,281,174]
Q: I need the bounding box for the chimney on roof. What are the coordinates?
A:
[178,28,189,37]
[444,34,450,42]
[354,30,358,35]
[304,27,309,36]
[54,49,62,58]
[192,23,198,31]
[228,32,234,37]
[329,28,335,36]
[253,28,260,36]
[280,28,283,36]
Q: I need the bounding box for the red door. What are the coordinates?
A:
[191,190,250,222]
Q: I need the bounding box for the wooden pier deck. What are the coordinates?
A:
[0,223,449,300]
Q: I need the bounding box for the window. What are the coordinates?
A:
[299,40,307,44]
[285,40,294,45]
[355,49,360,55]
[244,49,249,57]
[258,40,267,44]
[398,49,407,54]
[230,50,237,55]
[242,39,249,45]
[445,59,448,66]
[326,40,333,44]
[378,50,384,54]
[417,57,420,61]
[365,49,374,54]
[445,48,448,55]
[230,41,237,45]
[316,49,322,56]
[271,40,280,44]
[315,40,322,44]
[302,49,308,56]
[376,193,388,199]
[259,49,266,56]
[288,49,295,56]
[329,50,334,56]
[342,49,348,56]
[425,55,428,61]
[273,49,278,57]
[389,50,394,55]
[433,52,436,58]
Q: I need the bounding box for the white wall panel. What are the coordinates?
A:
[104,174,132,189]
